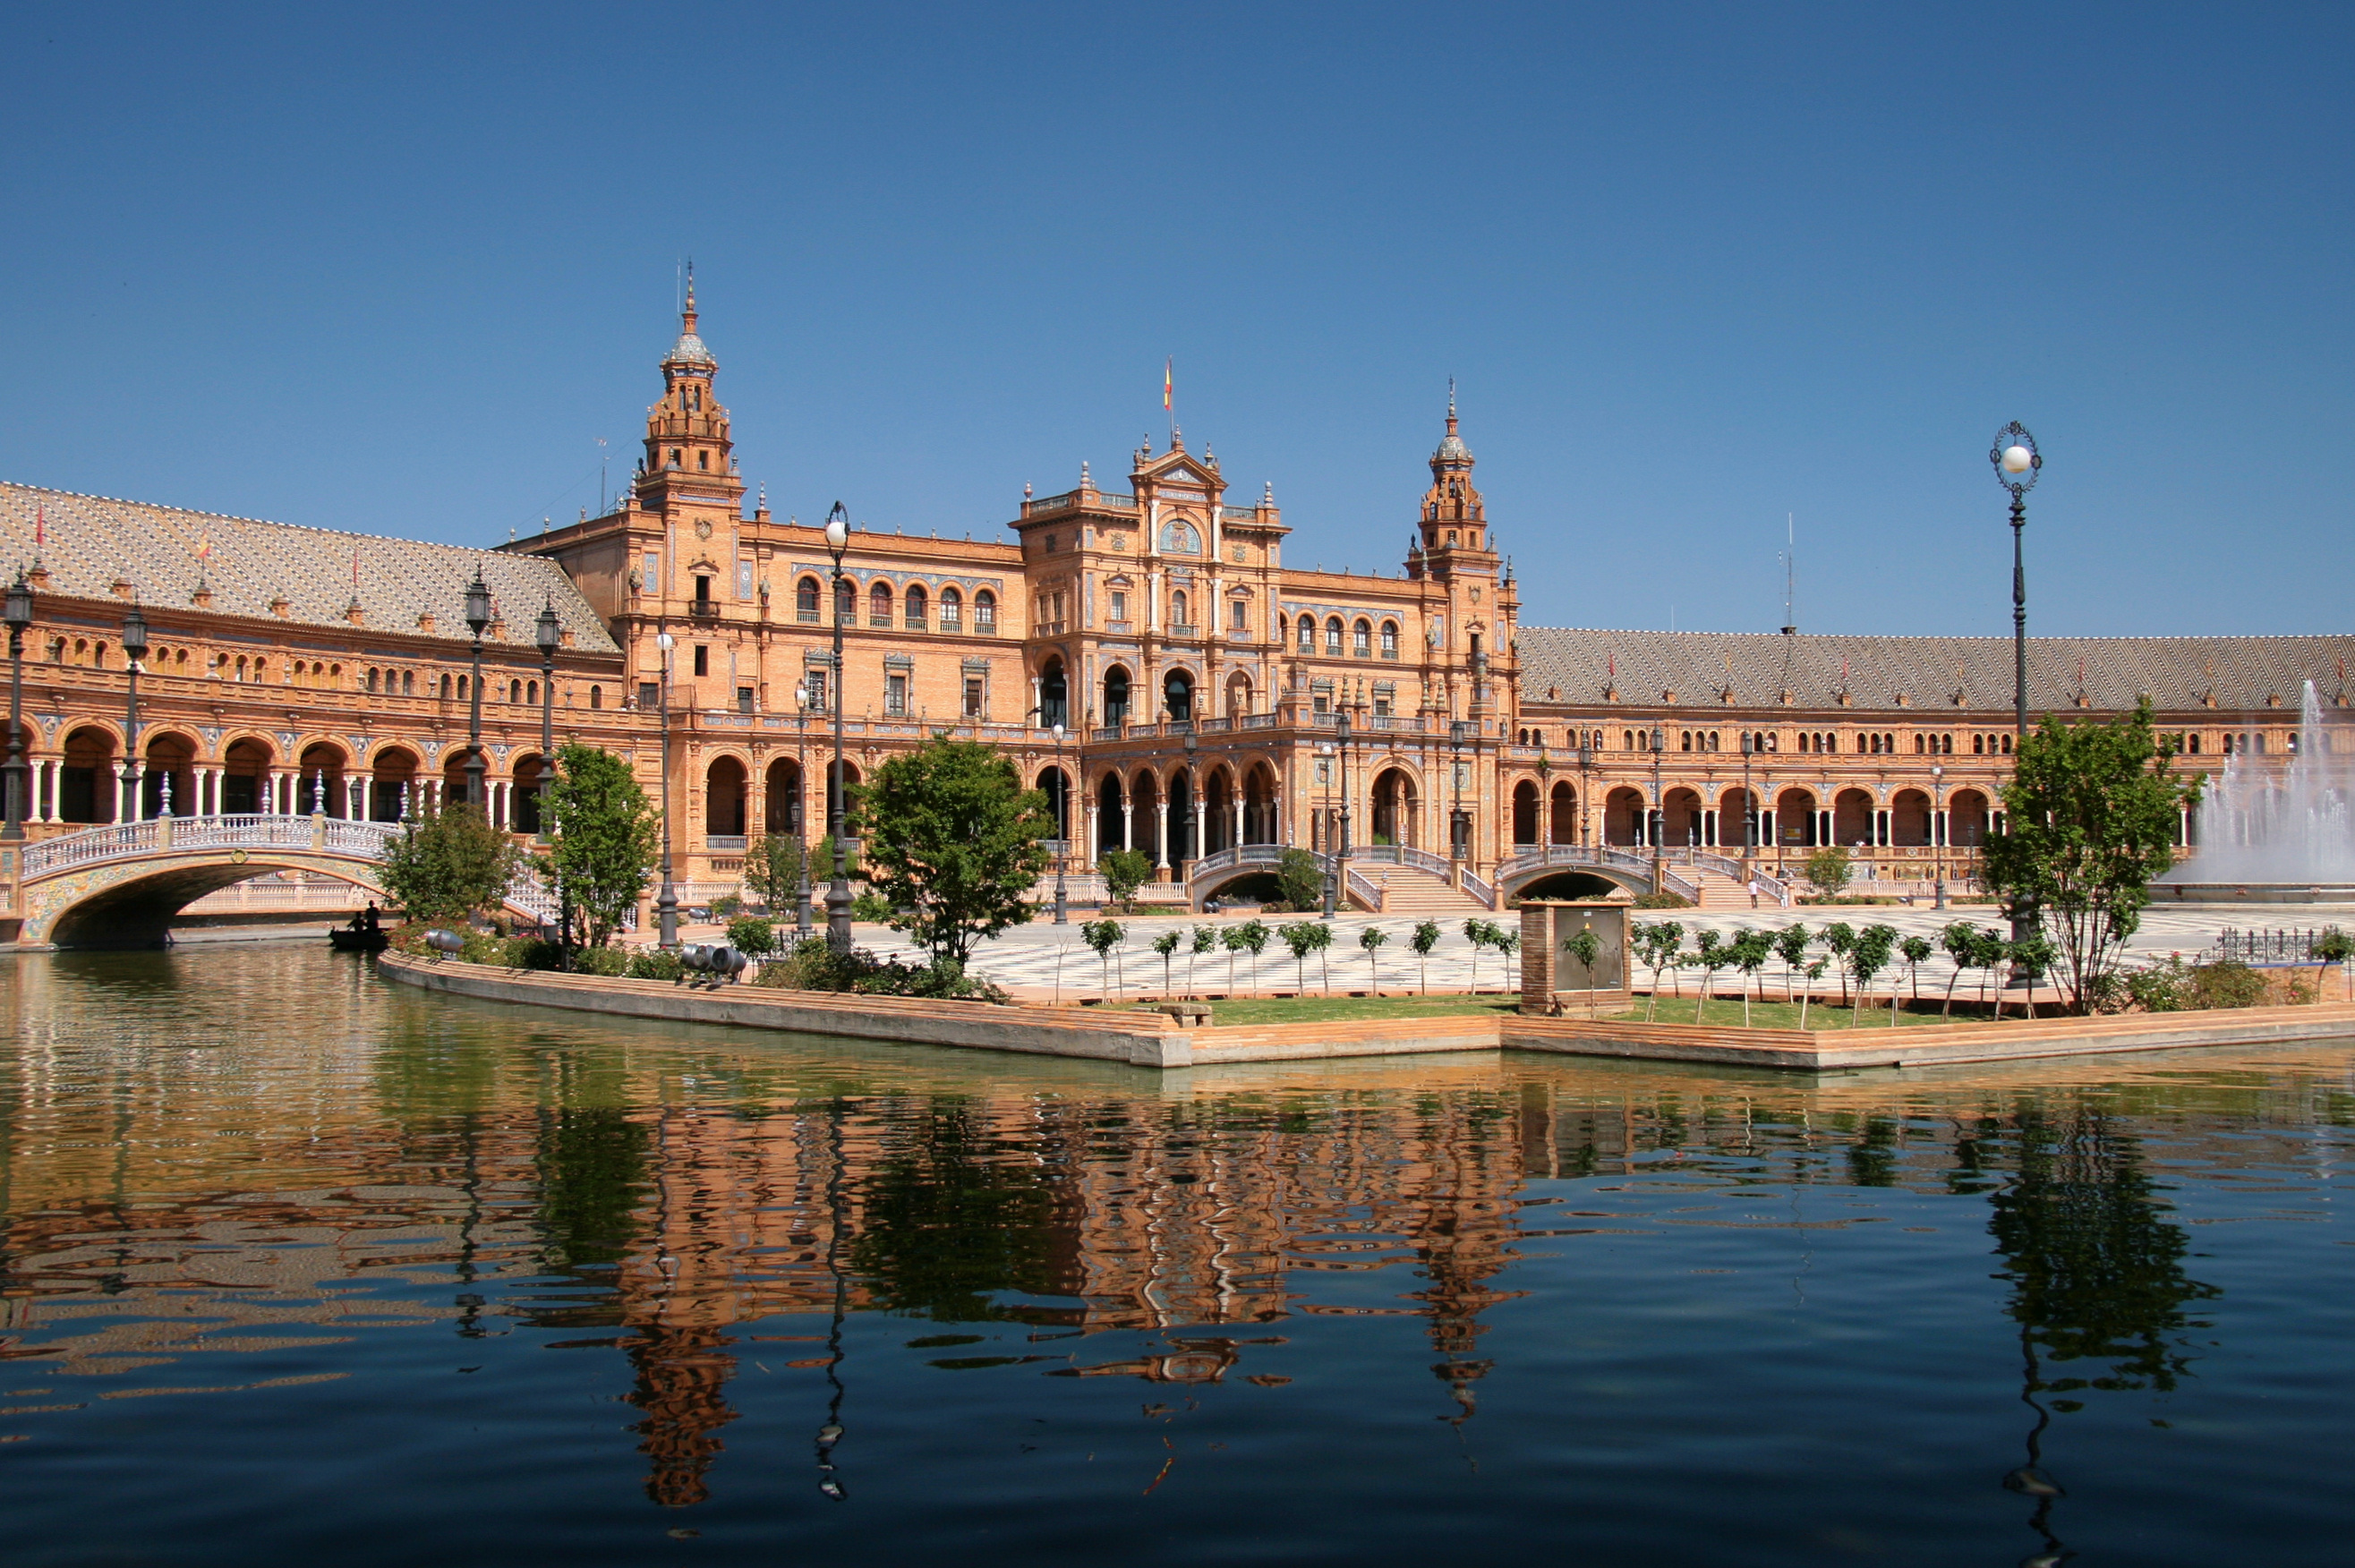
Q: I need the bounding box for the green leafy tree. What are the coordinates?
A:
[849,736,1054,967]
[1848,924,1899,1027]
[1463,917,1500,993]
[726,915,777,956]
[1822,921,1859,1004]
[1804,845,1854,901]
[1938,920,1981,1019]
[1153,929,1182,995]
[1982,701,2202,1013]
[1899,934,1933,1004]
[741,832,806,913]
[543,744,660,952]
[1277,921,1327,993]
[1081,917,1124,998]
[1774,923,1813,1003]
[1798,957,1830,1028]
[1189,925,1217,996]
[1970,927,2011,1018]
[1690,928,1732,1024]
[1562,925,1605,1017]
[1412,918,1442,994]
[379,802,525,927]
[1495,926,1520,994]
[1730,929,1774,1026]
[1224,917,1272,995]
[1633,920,1685,1021]
[1359,925,1388,993]
[1097,848,1154,911]
[1275,847,1326,912]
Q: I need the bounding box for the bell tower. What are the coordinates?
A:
[636,272,741,508]
[1408,386,1496,582]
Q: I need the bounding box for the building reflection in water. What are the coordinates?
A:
[0,997,2267,1522]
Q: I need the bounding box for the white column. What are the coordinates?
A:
[1232,793,1243,849]
[1085,802,1100,861]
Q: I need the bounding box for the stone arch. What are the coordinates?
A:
[297,741,351,818]
[1102,664,1133,727]
[1242,761,1279,846]
[1832,788,1874,848]
[1890,788,1933,848]
[1224,669,1253,719]
[1548,780,1577,845]
[705,754,748,839]
[764,757,804,837]
[1603,785,1647,847]
[511,753,548,835]
[1371,765,1418,848]
[141,729,200,819]
[1719,785,1757,854]
[1512,779,1540,846]
[1037,655,1069,729]
[58,724,119,825]
[221,736,275,815]
[822,758,861,834]
[1096,770,1129,857]
[1162,667,1196,723]
[1773,787,1819,848]
[1037,764,1072,843]
[1663,786,1705,848]
[370,746,421,822]
[1949,788,1992,848]
[1130,767,1165,866]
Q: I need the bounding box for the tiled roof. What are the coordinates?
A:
[0,482,619,652]
[1515,626,2355,716]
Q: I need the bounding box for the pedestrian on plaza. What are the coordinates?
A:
[1746,878,1760,910]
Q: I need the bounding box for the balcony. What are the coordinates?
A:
[797,609,821,624]
[1167,623,1199,639]
[688,600,720,620]
[1105,619,1134,635]
[705,834,747,851]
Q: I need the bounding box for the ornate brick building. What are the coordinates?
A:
[4,285,2350,934]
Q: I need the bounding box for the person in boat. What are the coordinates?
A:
[351,902,381,933]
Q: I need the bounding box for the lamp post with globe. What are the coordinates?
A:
[654,630,678,950]
[1992,422,2043,972]
[823,503,854,954]
[3,573,30,840]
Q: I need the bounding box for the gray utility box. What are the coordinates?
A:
[1518,901,1628,1012]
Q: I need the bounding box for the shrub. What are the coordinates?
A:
[727,916,778,956]
[850,890,893,923]
[1274,848,1326,912]
[572,945,631,977]
[627,950,685,982]
[1097,849,1154,910]
[1803,847,1854,900]
[1632,891,1690,909]
[711,894,743,921]
[748,936,1007,1002]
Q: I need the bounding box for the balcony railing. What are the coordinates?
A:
[689,601,721,619]
[705,834,747,851]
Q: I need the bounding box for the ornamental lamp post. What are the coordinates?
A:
[463,568,491,811]
[1932,763,1947,910]
[1648,721,1666,892]
[1318,740,1338,919]
[793,681,814,936]
[120,603,149,823]
[1739,731,1756,870]
[533,598,560,840]
[3,572,30,840]
[823,503,854,954]
[1449,719,1470,862]
[654,630,678,950]
[1052,722,1070,925]
[1577,733,1595,848]
[1991,422,2043,970]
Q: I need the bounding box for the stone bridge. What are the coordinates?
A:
[3,814,555,949]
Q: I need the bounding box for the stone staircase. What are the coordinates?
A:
[1688,869,1765,910]
[1353,865,1494,916]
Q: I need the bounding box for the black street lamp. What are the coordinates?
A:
[1648,721,1667,892]
[655,629,678,950]
[463,568,491,811]
[1577,732,1595,848]
[121,604,149,822]
[1052,722,1070,925]
[1318,739,1338,918]
[1739,731,1756,868]
[1448,719,1470,862]
[1932,762,1947,910]
[534,598,560,840]
[823,503,854,953]
[3,572,30,841]
[1992,422,2043,966]
[793,678,815,937]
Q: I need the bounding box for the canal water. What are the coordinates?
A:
[2,947,2351,1565]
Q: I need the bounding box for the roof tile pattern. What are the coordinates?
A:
[0,482,618,652]
[1515,627,2355,716]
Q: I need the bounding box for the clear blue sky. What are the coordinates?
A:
[4,3,2347,637]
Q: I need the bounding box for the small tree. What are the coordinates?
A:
[1774,923,1812,1003]
[1153,929,1182,995]
[1981,700,2201,1013]
[1848,924,1898,1027]
[1634,920,1685,1021]
[851,737,1054,968]
[380,802,525,927]
[1937,920,1980,1019]
[1097,848,1154,912]
[1899,935,1933,1005]
[543,745,660,953]
[1233,918,1273,995]
[1412,918,1442,994]
[1082,917,1124,999]
[1969,927,2009,1018]
[2005,930,2056,1019]
[1822,922,1858,1005]
[1359,925,1388,994]
[1275,847,1326,912]
[1463,917,1498,993]
[1730,929,1774,1027]
[1804,846,1854,901]
[1562,925,1604,1018]
[1690,929,1732,1024]
[1495,927,1520,996]
[741,832,806,914]
[1189,925,1217,997]
[727,915,778,957]
[1220,922,1248,995]
[1798,958,1830,1028]
[1278,921,1323,993]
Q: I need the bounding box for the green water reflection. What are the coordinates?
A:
[0,945,2349,1565]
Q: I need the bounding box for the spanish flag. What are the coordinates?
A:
[1164,358,1173,412]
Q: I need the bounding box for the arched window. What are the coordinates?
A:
[401,669,414,695]
[589,685,602,710]
[974,590,997,632]
[1170,590,1189,629]
[1352,619,1371,658]
[1325,617,1344,655]
[1104,666,1131,725]
[797,577,821,623]
[526,680,538,706]
[367,669,380,694]
[1379,620,1399,658]
[869,581,892,626]
[940,586,964,629]
[905,584,927,627]
[509,679,523,703]
[1297,617,1314,654]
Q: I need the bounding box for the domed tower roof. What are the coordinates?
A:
[664,276,716,371]
[1432,379,1472,464]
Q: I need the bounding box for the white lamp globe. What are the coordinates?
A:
[2001,444,2035,475]
[655,631,673,652]
[824,516,849,551]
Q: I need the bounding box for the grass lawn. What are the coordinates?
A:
[1105,993,1525,1027]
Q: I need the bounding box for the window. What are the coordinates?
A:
[1111,590,1129,624]
[589,685,602,709]
[869,582,893,627]
[693,645,710,677]
[1170,591,1189,629]
[694,574,712,605]
[1380,620,1399,658]
[697,451,708,470]
[1373,693,1392,718]
[367,669,380,694]
[527,680,539,705]
[886,673,909,716]
[940,587,963,629]
[905,584,927,627]
[1352,619,1371,658]
[639,681,661,710]
[1297,617,1314,654]
[975,591,996,632]
[835,577,855,620]
[1231,598,1248,632]
[963,676,984,718]
[806,669,828,711]
[1325,617,1344,655]
[401,669,414,695]
[797,577,821,623]
[737,686,755,714]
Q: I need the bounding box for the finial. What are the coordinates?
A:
[1081,460,1091,488]
[758,481,767,507]
[1263,481,1274,505]
[1448,376,1455,418]
[1170,422,1182,449]
[1023,481,1033,499]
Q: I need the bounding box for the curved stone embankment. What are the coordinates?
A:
[378,952,2355,1072]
